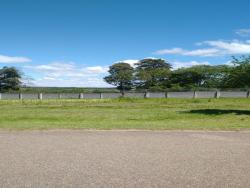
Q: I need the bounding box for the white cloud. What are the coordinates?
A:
[31,77,109,87]
[154,48,220,57]
[236,29,250,37]
[117,58,166,67]
[172,61,210,70]
[154,40,250,57]
[86,66,108,73]
[183,48,220,56]
[0,55,31,63]
[204,40,250,54]
[224,60,234,66]
[155,48,185,55]
[24,62,109,87]
[114,59,139,67]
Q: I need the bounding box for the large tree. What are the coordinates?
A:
[170,65,230,89]
[0,66,22,91]
[224,56,250,88]
[104,62,134,95]
[134,58,171,90]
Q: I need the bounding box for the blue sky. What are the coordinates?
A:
[1,0,250,87]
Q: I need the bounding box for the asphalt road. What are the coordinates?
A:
[0,130,250,188]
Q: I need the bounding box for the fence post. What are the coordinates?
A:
[144,91,150,98]
[79,93,84,99]
[193,91,197,99]
[165,91,168,98]
[100,93,103,99]
[58,93,61,99]
[19,93,22,100]
[121,90,125,97]
[214,90,220,98]
[247,91,250,98]
[38,93,43,100]
[0,93,1,100]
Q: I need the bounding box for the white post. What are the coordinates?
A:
[144,91,150,98]
[79,93,84,99]
[58,93,62,99]
[38,93,43,100]
[0,93,1,100]
[214,91,220,98]
[100,93,103,99]
[193,91,197,99]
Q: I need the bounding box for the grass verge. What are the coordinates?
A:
[0,98,249,130]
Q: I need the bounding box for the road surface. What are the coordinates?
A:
[0,130,250,188]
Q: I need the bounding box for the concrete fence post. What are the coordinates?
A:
[247,91,250,98]
[0,93,1,100]
[79,93,84,99]
[193,91,197,99]
[58,93,62,99]
[144,91,150,98]
[214,91,220,98]
[19,93,22,100]
[165,92,168,98]
[38,93,43,100]
[100,93,103,99]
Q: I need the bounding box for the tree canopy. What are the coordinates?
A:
[224,56,250,88]
[170,65,231,90]
[104,62,134,94]
[134,58,172,90]
[0,66,22,92]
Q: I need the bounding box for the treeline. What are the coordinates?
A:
[104,56,250,92]
[19,87,119,94]
[1,56,250,93]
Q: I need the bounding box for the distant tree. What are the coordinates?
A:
[170,65,231,89]
[134,58,171,90]
[170,66,205,89]
[104,62,134,95]
[222,56,250,89]
[0,66,22,92]
[206,65,232,88]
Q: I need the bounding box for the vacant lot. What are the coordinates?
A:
[0,98,250,130]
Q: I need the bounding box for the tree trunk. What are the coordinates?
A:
[121,82,125,97]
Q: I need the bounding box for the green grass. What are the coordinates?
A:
[0,98,250,130]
